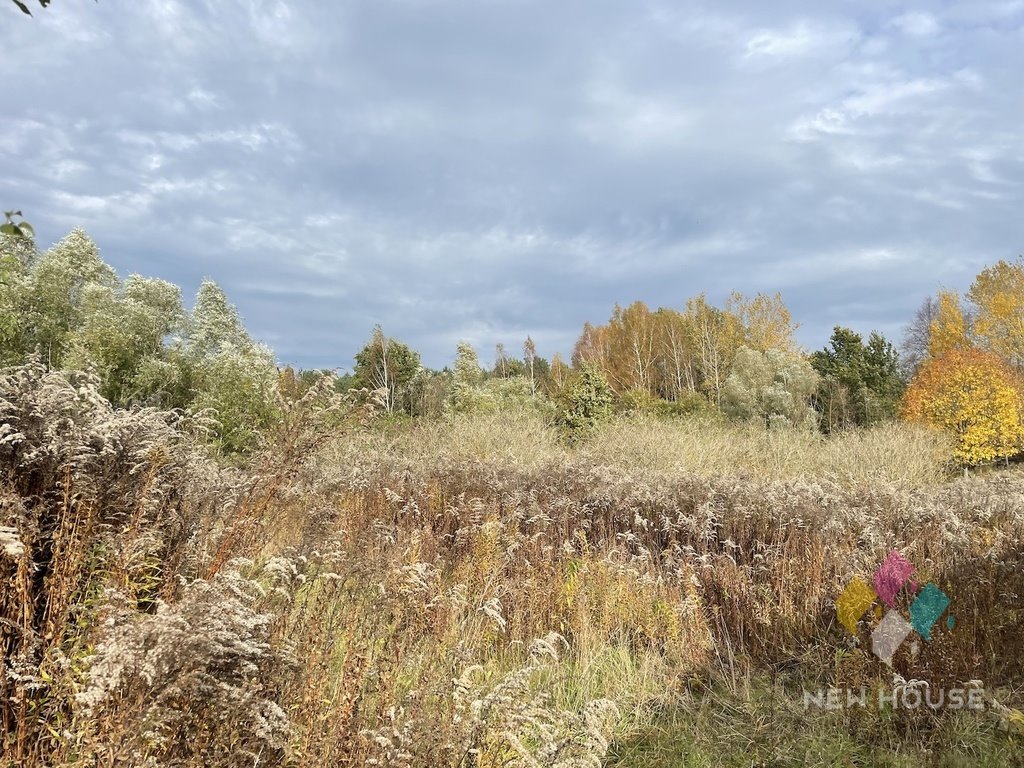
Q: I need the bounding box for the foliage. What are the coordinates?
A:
[558,362,613,441]
[191,345,278,454]
[927,290,971,360]
[187,279,252,357]
[65,276,185,404]
[725,290,798,353]
[571,293,796,407]
[5,360,1024,767]
[0,231,266,434]
[452,373,555,417]
[9,0,51,15]
[615,388,719,420]
[184,280,279,454]
[0,210,34,238]
[811,326,904,430]
[448,341,486,412]
[352,325,421,414]
[407,366,452,417]
[523,335,539,395]
[968,257,1024,369]
[446,341,555,417]
[721,346,819,429]
[0,233,36,366]
[903,347,1024,465]
[11,228,118,368]
[453,340,483,384]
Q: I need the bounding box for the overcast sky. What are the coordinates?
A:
[3,1,1022,370]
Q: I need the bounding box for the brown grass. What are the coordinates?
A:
[2,374,1021,767]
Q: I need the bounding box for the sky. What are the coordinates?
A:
[3,0,1023,370]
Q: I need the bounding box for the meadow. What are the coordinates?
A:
[2,363,1022,767]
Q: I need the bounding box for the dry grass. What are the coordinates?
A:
[584,416,952,487]
[335,411,953,487]
[3,375,1021,767]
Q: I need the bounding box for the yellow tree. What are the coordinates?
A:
[927,290,970,360]
[685,294,744,404]
[727,291,798,352]
[572,321,611,370]
[572,302,659,395]
[652,307,698,399]
[609,301,658,394]
[968,258,1024,369]
[902,348,1024,465]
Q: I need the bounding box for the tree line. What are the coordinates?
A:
[0,230,277,453]
[2,227,1023,463]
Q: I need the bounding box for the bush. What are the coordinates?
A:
[558,363,613,442]
[722,346,819,429]
[616,388,720,420]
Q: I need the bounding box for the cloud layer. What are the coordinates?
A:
[3,0,1023,369]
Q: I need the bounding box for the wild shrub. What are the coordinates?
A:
[0,360,228,761]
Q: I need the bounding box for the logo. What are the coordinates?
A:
[836,550,954,666]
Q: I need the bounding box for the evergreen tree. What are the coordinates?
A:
[811,327,903,430]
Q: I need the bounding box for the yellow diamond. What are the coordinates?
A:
[837,577,877,635]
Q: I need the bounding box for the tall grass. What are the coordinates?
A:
[333,411,952,487]
[584,416,952,486]
[2,372,1021,767]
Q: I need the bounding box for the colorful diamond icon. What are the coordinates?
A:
[910,583,950,641]
[873,550,916,608]
[836,576,877,635]
[872,610,913,666]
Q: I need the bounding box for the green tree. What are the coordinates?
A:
[863,331,904,413]
[811,327,903,430]
[408,367,452,418]
[22,228,117,367]
[0,232,37,365]
[352,325,421,414]
[185,280,278,454]
[65,275,184,404]
[722,346,819,429]
[523,336,538,395]
[450,341,488,413]
[558,363,613,441]
[188,279,254,356]
[193,346,279,454]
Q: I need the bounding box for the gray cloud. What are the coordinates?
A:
[2,0,1022,369]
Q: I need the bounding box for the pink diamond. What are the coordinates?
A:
[873,551,916,608]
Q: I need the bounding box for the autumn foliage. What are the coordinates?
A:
[902,348,1024,465]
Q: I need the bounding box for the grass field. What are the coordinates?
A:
[2,374,1022,766]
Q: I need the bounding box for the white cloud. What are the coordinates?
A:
[116,124,300,154]
[4,0,1023,367]
[577,73,695,152]
[743,20,859,60]
[791,77,953,140]
[889,12,941,38]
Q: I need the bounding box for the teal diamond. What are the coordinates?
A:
[909,583,950,641]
